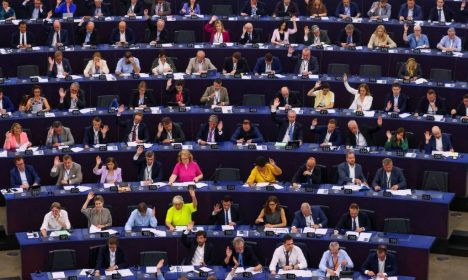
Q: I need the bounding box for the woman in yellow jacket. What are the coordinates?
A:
[307,81,335,109]
[246,156,282,187]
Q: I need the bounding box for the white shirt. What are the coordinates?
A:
[269,245,307,271]
[214,90,220,104]
[191,244,205,265]
[153,60,171,75]
[324,131,332,143]
[352,217,360,229]
[32,8,40,19]
[144,165,153,181]
[355,132,368,146]
[438,9,446,22]
[305,215,315,227]
[232,62,237,71]
[408,8,413,18]
[93,129,100,144]
[465,107,468,116]
[348,164,356,180]
[300,60,308,73]
[435,137,443,151]
[40,210,71,231]
[119,32,126,43]
[385,171,391,188]
[265,63,272,72]
[281,123,294,142]
[214,32,223,43]
[20,32,27,45]
[110,250,116,267]
[56,62,64,77]
[19,170,28,185]
[196,61,204,72]
[428,103,436,114]
[378,258,386,274]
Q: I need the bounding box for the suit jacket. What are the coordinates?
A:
[95,246,127,270]
[196,123,225,142]
[45,28,69,46]
[181,232,214,265]
[10,31,36,48]
[372,167,407,190]
[424,133,453,154]
[120,120,149,142]
[289,54,319,74]
[241,1,266,16]
[291,207,328,228]
[83,125,108,146]
[133,154,163,181]
[129,91,157,107]
[253,57,282,74]
[185,57,217,74]
[223,57,250,74]
[165,86,191,105]
[361,252,397,276]
[21,3,48,19]
[76,25,100,45]
[0,96,15,112]
[398,63,422,79]
[310,126,341,146]
[291,163,321,184]
[304,30,331,45]
[383,92,407,113]
[416,96,447,115]
[50,162,83,185]
[154,123,185,143]
[398,3,423,20]
[344,125,381,146]
[211,206,244,225]
[271,112,304,142]
[336,28,362,46]
[57,88,86,110]
[150,1,171,16]
[10,165,41,188]
[109,27,136,44]
[89,4,110,17]
[335,212,371,231]
[47,58,73,77]
[428,7,455,22]
[146,18,169,43]
[124,2,143,16]
[337,162,367,185]
[335,2,360,17]
[239,29,262,44]
[204,23,231,43]
[272,92,302,107]
[273,1,300,17]
[200,86,230,106]
[46,126,75,146]
[225,245,260,267]
[455,102,468,116]
[230,126,264,143]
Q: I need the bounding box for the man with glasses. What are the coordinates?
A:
[10,156,40,189]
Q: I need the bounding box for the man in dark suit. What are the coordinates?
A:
[0,89,15,113]
[337,151,368,186]
[424,126,454,154]
[10,156,40,188]
[416,89,447,115]
[310,118,341,146]
[211,195,244,225]
[130,85,156,108]
[271,101,304,143]
[196,115,225,145]
[144,15,168,44]
[11,21,35,49]
[47,50,72,78]
[335,203,371,232]
[291,157,322,186]
[76,19,100,46]
[271,86,302,108]
[124,0,143,16]
[89,0,110,17]
[345,116,382,147]
[56,82,85,110]
[83,117,109,148]
[273,0,300,17]
[239,22,262,44]
[428,0,455,22]
[118,111,149,143]
[133,146,163,184]
[230,119,264,144]
[109,21,136,45]
[224,237,262,271]
[335,0,361,18]
[95,237,127,275]
[20,0,47,19]
[398,0,423,21]
[383,83,408,113]
[304,25,331,46]
[451,94,468,117]
[287,46,319,75]
[241,0,266,16]
[150,0,172,16]
[291,202,328,231]
[362,245,398,277]
[154,116,185,143]
[223,52,250,74]
[181,230,214,265]
[253,52,282,74]
[372,158,407,191]
[45,20,69,47]
[336,24,362,47]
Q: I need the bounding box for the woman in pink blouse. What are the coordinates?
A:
[169,150,203,185]
[3,122,31,150]
[93,156,122,184]
[204,15,230,44]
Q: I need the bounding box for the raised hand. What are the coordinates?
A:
[96,155,102,165]
[386,130,392,140]
[157,122,164,133]
[217,120,223,131]
[273,97,280,108]
[213,203,222,213]
[269,158,276,165]
[53,156,61,166]
[136,145,144,155]
[48,56,54,65]
[87,191,95,201]
[314,80,321,89]
[343,73,348,82]
[101,125,109,135]
[424,131,431,142]
[225,246,233,257]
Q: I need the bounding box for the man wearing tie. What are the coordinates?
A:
[200,80,230,106]
[240,0,266,16]
[45,121,75,147]
[336,24,362,47]
[361,245,398,277]
[83,117,109,148]
[291,202,328,232]
[211,195,243,225]
[335,203,371,232]
[10,21,35,49]
[133,146,163,185]
[119,111,149,143]
[271,87,302,108]
[291,157,322,187]
[95,237,127,275]
[89,0,109,17]
[271,101,304,143]
[436,27,462,52]
[269,235,307,274]
[335,0,361,19]
[239,23,260,44]
[45,20,69,47]
[372,158,407,191]
[287,46,319,75]
[21,0,47,19]
[76,19,100,46]
[310,118,342,147]
[225,237,262,271]
[50,154,83,186]
[196,115,225,145]
[428,0,454,22]
[125,0,142,16]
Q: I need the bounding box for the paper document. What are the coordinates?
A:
[70,147,84,153]
[89,225,101,233]
[105,269,133,277]
[343,185,362,191]
[175,226,187,232]
[265,228,289,234]
[315,228,328,235]
[222,225,234,231]
[331,186,343,190]
[170,266,195,273]
[357,232,372,242]
[198,267,212,272]
[51,272,66,279]
[50,230,70,237]
[389,189,412,196]
[278,270,312,277]
[146,267,157,273]
[423,114,444,122]
[317,189,329,195]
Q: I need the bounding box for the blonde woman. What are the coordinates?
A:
[168,150,203,185]
[367,25,396,49]
[306,0,327,17]
[307,81,335,109]
[204,15,230,44]
[3,123,31,150]
[271,17,298,45]
[83,52,109,77]
[343,73,373,111]
[398,57,422,81]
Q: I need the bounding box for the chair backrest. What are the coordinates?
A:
[17,65,39,77]
[212,5,232,16]
[144,28,151,43]
[174,30,196,44]
[214,168,241,181]
[0,66,3,77]
[254,28,264,43]
[384,218,411,234]
[328,165,339,185]
[243,94,265,106]
[359,65,382,78]
[395,61,405,76]
[430,69,452,82]
[97,95,119,107]
[49,249,77,271]
[315,164,328,183]
[404,131,416,149]
[327,64,349,76]
[140,251,168,267]
[422,171,448,192]
[280,204,290,226]
[360,209,375,231]
[88,245,105,268]
[315,205,330,221]
[294,242,311,266]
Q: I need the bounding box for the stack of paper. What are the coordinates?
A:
[357,232,372,242]
[50,230,71,237]
[169,266,195,273]
[51,272,66,279]
[141,228,166,237]
[222,225,234,231]
[278,270,312,277]
[105,269,133,277]
[265,228,289,234]
[389,189,412,196]
[63,185,91,192]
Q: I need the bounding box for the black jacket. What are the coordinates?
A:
[120,120,149,143]
[76,25,100,45]
[89,4,111,17]
[154,123,185,143]
[335,212,371,231]
[181,232,214,265]
[47,58,73,77]
[211,206,244,225]
[271,111,304,142]
[345,125,381,146]
[416,96,447,115]
[133,154,163,182]
[291,163,321,184]
[10,31,36,48]
[335,28,362,46]
[165,86,191,106]
[83,125,108,146]
[146,18,169,43]
[271,92,302,108]
[289,55,319,74]
[129,91,157,108]
[95,246,127,270]
[428,7,455,22]
[196,123,225,142]
[225,245,260,267]
[223,57,250,74]
[239,29,262,44]
[383,92,408,113]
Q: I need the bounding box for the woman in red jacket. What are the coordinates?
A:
[204,15,230,44]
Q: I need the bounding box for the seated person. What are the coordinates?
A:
[291,157,321,187]
[165,79,191,106]
[57,83,86,110]
[196,115,225,144]
[185,50,217,75]
[367,0,391,20]
[335,0,361,19]
[343,74,373,111]
[168,150,203,184]
[424,125,454,153]
[204,16,230,44]
[150,0,171,16]
[129,81,156,108]
[181,230,214,265]
[180,0,201,15]
[76,19,100,46]
[81,192,112,228]
[384,83,408,113]
[269,235,307,274]
[398,0,423,21]
[319,242,354,276]
[291,203,328,232]
[109,21,135,45]
[255,195,287,228]
[46,121,75,147]
[361,245,397,277]
[118,111,149,143]
[54,0,76,17]
[436,27,462,52]
[18,95,30,113]
[335,203,371,232]
[151,50,176,75]
[310,118,341,146]
[304,24,330,46]
[306,0,327,17]
[230,119,264,144]
[93,156,122,184]
[95,237,126,275]
[84,52,109,77]
[451,94,468,118]
[223,52,250,75]
[253,52,282,75]
[3,123,31,150]
[125,0,142,16]
[40,202,71,237]
[239,22,261,44]
[89,0,109,17]
[200,79,230,106]
[270,18,297,45]
[307,81,335,109]
[247,156,282,187]
[47,50,72,78]
[144,14,168,45]
[271,105,304,143]
[10,156,40,189]
[165,189,197,230]
[115,51,141,75]
[337,151,367,185]
[45,19,69,47]
[11,21,35,49]
[0,88,14,113]
[83,117,109,147]
[273,0,299,17]
[384,128,409,151]
[241,0,266,16]
[50,154,82,185]
[272,86,302,108]
[398,57,422,81]
[21,0,48,19]
[372,158,407,191]
[155,117,186,143]
[345,117,382,147]
[428,0,454,22]
[403,24,429,49]
[287,47,319,75]
[224,237,262,271]
[415,89,447,115]
[368,25,397,49]
[25,85,51,113]
[124,202,157,231]
[133,147,163,184]
[336,23,362,47]
[211,195,243,225]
